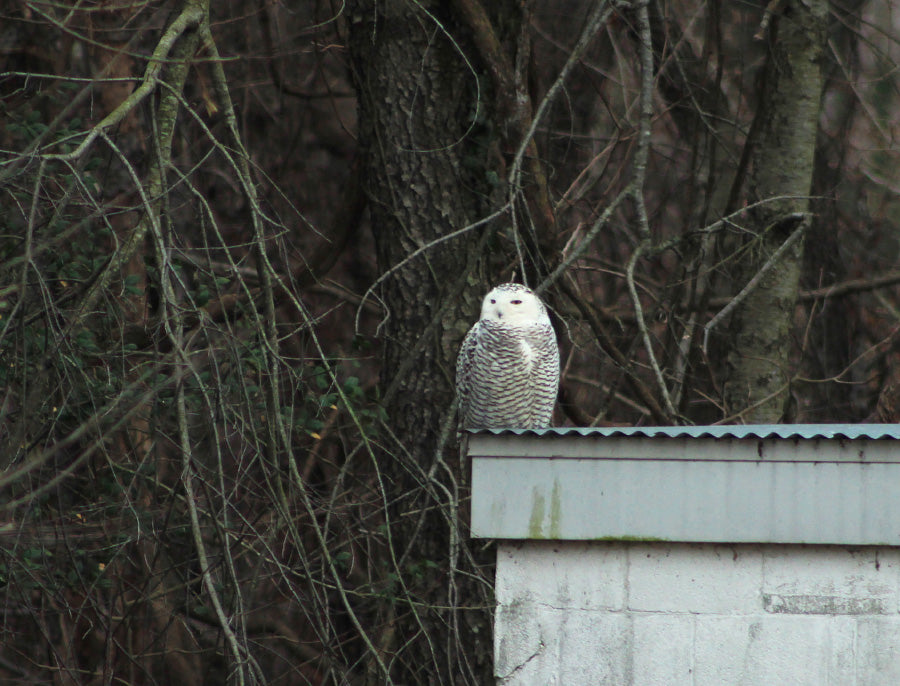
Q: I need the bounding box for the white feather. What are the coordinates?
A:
[456,283,560,430]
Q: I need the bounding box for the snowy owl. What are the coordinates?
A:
[456,283,560,429]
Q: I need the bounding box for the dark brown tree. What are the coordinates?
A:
[345,1,544,681]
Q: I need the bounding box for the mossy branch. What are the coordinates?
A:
[39,2,205,163]
[67,1,205,332]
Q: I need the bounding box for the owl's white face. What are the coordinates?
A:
[480,284,550,326]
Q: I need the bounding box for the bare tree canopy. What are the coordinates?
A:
[1,0,899,683]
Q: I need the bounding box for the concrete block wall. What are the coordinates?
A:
[495,541,900,685]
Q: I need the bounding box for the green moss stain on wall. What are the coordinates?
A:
[549,479,562,539]
[528,488,546,538]
[527,480,563,539]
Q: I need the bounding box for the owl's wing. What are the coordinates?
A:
[456,323,481,427]
[532,324,560,427]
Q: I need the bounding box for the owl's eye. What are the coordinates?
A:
[490,299,496,304]
[511,299,522,305]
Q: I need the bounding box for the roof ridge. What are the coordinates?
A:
[469,424,900,440]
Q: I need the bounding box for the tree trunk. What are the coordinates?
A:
[723,0,827,423]
[348,0,490,443]
[347,1,525,682]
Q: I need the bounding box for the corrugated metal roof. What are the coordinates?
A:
[470,424,900,440]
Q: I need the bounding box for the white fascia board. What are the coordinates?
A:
[469,435,900,545]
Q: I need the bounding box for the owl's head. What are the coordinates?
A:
[480,283,550,326]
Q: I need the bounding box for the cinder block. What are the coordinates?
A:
[494,541,900,685]
[494,600,559,683]
[627,543,763,613]
[693,615,855,686]
[763,546,900,614]
[556,610,630,685]
[496,541,626,610]
[495,605,629,685]
[856,618,900,685]
[632,614,694,685]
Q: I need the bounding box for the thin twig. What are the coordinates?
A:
[200,18,396,683]
[508,1,613,193]
[537,188,629,294]
[626,241,677,419]
[559,278,670,423]
[703,214,808,353]
[354,205,510,334]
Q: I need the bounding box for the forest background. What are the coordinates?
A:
[1,1,899,684]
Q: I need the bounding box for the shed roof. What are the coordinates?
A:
[468,423,900,544]
[470,424,900,440]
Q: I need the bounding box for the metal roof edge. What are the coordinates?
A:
[466,424,900,440]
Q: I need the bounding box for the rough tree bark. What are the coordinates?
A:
[722,0,828,423]
[346,0,528,682]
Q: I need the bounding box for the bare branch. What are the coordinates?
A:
[38,3,205,162]
[703,214,809,354]
[629,0,655,240]
[627,241,677,419]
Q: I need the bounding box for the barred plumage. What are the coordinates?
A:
[456,283,560,429]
